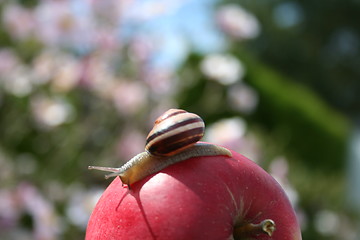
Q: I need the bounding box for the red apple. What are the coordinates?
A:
[86,147,302,240]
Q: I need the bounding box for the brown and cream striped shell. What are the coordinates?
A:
[145,109,205,156]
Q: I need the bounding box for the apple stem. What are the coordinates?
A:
[233,219,276,239]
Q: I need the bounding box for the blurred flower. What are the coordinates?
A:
[116,129,146,163]
[3,66,35,97]
[66,186,103,229]
[32,49,81,91]
[32,49,60,85]
[34,0,79,47]
[314,211,359,240]
[205,117,247,144]
[34,0,92,51]
[200,54,245,85]
[79,52,117,97]
[269,157,299,207]
[0,189,18,230]
[228,83,258,114]
[111,81,148,116]
[17,182,61,240]
[122,0,184,22]
[31,95,74,129]
[216,4,260,40]
[129,36,155,63]
[143,68,178,97]
[90,0,122,24]
[314,209,340,236]
[0,49,20,77]
[51,57,81,92]
[2,3,36,40]
[32,0,122,52]
[205,117,261,162]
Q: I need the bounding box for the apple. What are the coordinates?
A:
[86,147,302,239]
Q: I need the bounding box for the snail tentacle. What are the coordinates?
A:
[88,166,121,172]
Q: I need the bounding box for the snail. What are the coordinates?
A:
[88,109,232,186]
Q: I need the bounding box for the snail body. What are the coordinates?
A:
[88,109,232,186]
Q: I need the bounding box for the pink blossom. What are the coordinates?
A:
[3,66,34,97]
[2,4,36,40]
[16,182,61,240]
[31,95,74,129]
[217,4,260,40]
[204,117,261,162]
[111,81,148,116]
[269,157,299,207]
[115,129,146,163]
[200,54,245,85]
[227,83,258,114]
[143,68,177,97]
[66,186,103,229]
[0,49,20,78]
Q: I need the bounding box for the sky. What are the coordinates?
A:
[120,0,226,69]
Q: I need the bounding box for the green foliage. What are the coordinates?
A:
[242,52,350,171]
[0,90,120,185]
[242,0,360,116]
[178,52,350,172]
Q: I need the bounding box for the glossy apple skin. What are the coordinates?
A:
[86,148,302,240]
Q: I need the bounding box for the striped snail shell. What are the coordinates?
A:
[88,109,232,187]
[145,109,205,156]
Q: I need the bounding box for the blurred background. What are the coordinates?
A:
[0,0,359,239]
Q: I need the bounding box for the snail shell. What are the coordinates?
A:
[145,109,205,156]
[88,109,232,186]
